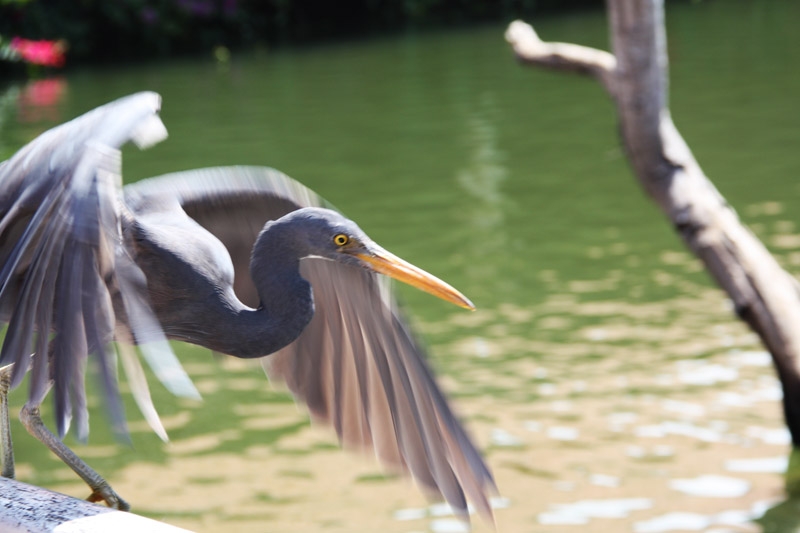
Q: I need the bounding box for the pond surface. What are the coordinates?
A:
[2,1,800,532]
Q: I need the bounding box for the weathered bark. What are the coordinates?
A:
[506,0,800,445]
[0,476,195,532]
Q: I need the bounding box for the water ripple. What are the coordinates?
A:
[539,498,652,525]
[669,475,751,498]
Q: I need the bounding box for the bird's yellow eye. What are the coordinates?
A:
[334,234,350,246]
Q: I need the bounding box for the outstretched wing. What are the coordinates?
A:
[124,166,496,520]
[0,92,197,442]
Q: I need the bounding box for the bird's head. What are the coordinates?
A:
[286,207,475,310]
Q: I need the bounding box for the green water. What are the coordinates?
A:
[2,1,800,532]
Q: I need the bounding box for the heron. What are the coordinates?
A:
[0,92,495,521]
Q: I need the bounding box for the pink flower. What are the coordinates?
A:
[9,37,66,67]
[17,78,68,124]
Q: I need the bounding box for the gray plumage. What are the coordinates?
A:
[0,92,495,519]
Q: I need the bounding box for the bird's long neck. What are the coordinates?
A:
[209,221,314,359]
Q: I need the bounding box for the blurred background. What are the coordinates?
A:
[1,0,800,532]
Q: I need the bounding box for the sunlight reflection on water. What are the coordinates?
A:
[670,475,751,498]
[539,498,653,525]
[726,457,789,474]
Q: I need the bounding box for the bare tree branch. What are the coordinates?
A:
[505,20,617,96]
[507,0,800,445]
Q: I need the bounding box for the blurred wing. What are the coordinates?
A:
[125,166,496,520]
[0,92,195,441]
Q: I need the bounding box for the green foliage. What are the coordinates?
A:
[0,0,601,63]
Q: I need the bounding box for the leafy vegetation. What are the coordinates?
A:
[0,0,600,65]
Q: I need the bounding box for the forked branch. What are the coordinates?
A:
[505,20,617,96]
[507,0,800,446]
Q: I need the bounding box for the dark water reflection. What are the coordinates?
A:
[2,1,800,531]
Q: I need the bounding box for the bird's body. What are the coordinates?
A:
[127,203,351,357]
[122,195,277,356]
[0,92,495,520]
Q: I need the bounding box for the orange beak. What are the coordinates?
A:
[354,246,475,311]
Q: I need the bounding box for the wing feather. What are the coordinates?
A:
[126,166,496,520]
[0,92,187,441]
